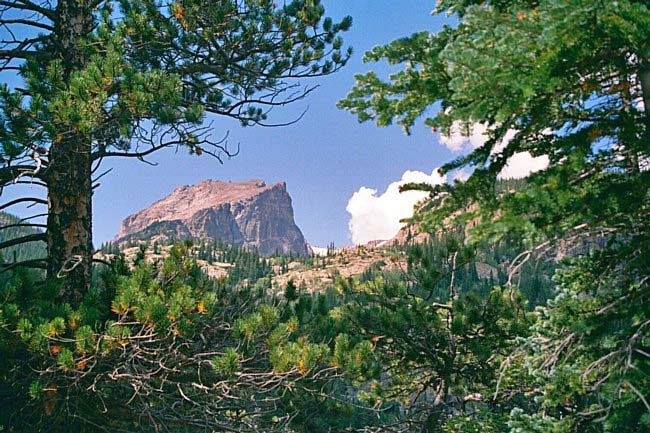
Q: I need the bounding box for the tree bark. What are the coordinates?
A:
[47,0,94,307]
[47,137,93,306]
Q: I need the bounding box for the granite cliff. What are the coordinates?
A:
[113,179,309,256]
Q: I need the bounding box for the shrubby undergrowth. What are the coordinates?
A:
[0,243,377,432]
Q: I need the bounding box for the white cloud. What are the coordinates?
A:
[438,121,520,154]
[346,169,446,245]
[451,168,472,183]
[438,122,490,152]
[498,152,549,179]
[439,121,549,179]
[345,126,550,246]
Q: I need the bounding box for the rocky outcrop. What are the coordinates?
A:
[114,179,309,256]
[385,224,431,246]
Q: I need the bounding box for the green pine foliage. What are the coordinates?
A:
[0,243,380,432]
[1,0,354,301]
[340,1,650,432]
[194,239,274,286]
[2,1,649,432]
[329,236,532,432]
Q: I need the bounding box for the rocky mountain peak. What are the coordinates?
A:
[114,179,308,256]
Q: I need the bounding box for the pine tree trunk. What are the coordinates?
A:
[47,0,94,306]
[47,138,93,306]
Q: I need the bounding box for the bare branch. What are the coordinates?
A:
[0,232,46,250]
[0,258,48,272]
[0,222,46,231]
[0,0,55,20]
[0,18,53,31]
[12,151,44,183]
[0,197,47,211]
[0,164,47,186]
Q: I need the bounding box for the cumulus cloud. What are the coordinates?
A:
[346,169,446,245]
[439,121,549,179]
[345,152,547,246]
[345,125,551,245]
[498,152,550,179]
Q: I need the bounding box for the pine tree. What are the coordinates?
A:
[284,279,298,302]
[340,1,650,431]
[1,0,352,305]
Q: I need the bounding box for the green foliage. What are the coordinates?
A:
[340,1,650,431]
[2,0,353,155]
[1,0,353,307]
[284,279,299,302]
[0,243,370,433]
[211,347,241,378]
[194,239,275,286]
[56,347,74,370]
[2,1,649,431]
[500,240,650,433]
[443,412,509,433]
[269,338,329,374]
[339,266,530,430]
[332,334,377,382]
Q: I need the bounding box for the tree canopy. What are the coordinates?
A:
[340,0,650,431]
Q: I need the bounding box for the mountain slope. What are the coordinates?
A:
[0,212,46,263]
[114,179,309,256]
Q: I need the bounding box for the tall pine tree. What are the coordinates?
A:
[340,1,649,431]
[1,0,351,305]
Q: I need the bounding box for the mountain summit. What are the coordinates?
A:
[113,179,309,256]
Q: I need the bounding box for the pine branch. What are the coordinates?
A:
[0,197,48,211]
[0,232,46,250]
[0,222,46,232]
[0,258,48,272]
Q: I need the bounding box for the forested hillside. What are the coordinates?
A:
[0,229,561,432]
[0,212,46,264]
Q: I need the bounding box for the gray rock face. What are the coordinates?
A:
[114,179,309,256]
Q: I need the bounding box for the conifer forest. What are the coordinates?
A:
[0,1,649,432]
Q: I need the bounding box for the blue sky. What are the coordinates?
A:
[5,1,459,247]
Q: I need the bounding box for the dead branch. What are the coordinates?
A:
[0,232,45,250]
[0,258,48,271]
[12,151,44,183]
[0,197,48,211]
[0,222,46,231]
